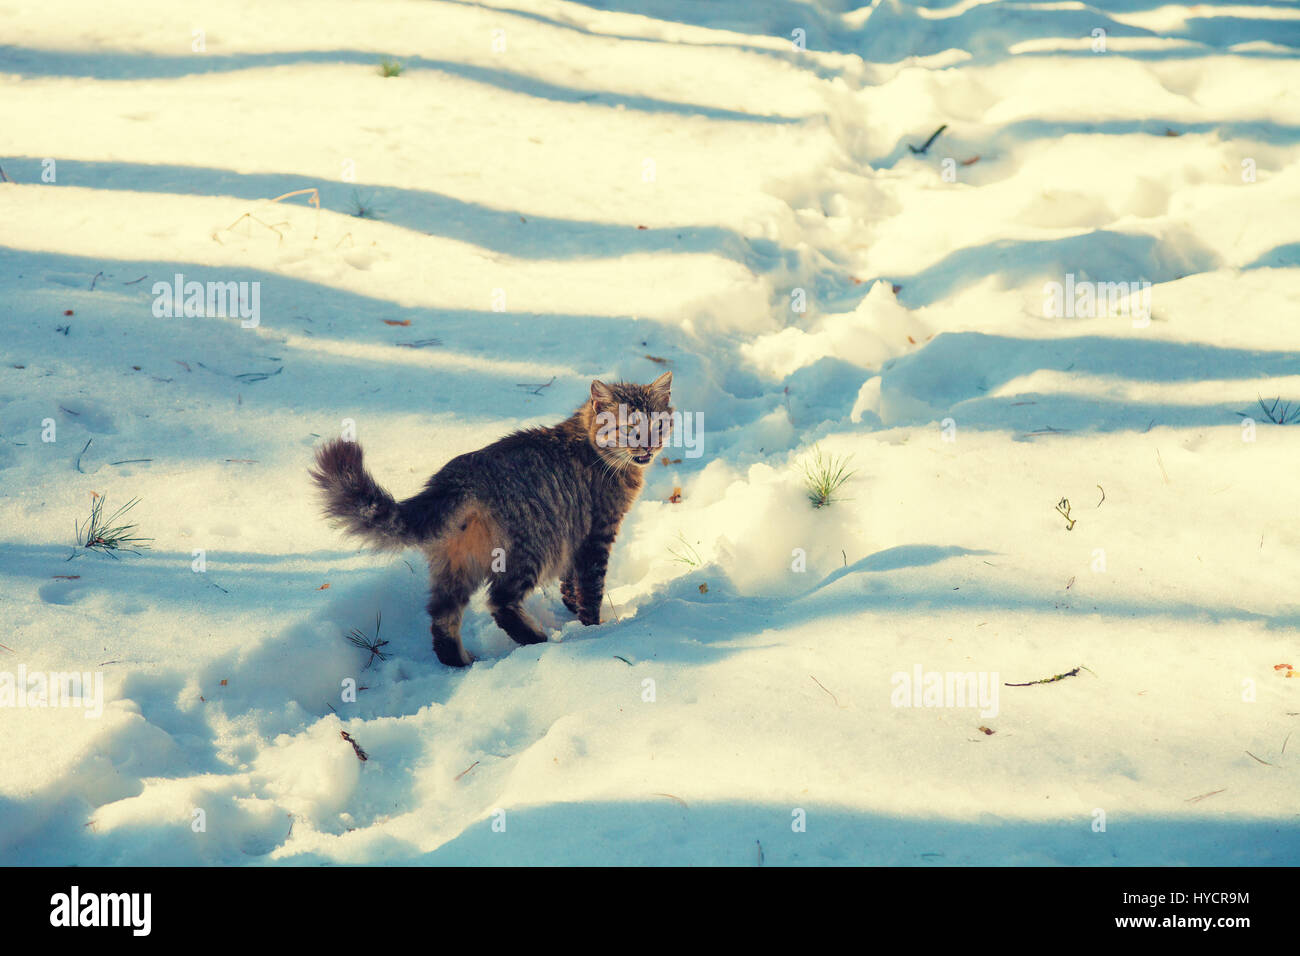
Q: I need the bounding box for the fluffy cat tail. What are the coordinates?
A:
[310,439,416,551]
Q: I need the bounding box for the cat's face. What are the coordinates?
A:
[589,372,674,469]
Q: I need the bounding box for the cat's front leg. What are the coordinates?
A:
[573,532,615,626]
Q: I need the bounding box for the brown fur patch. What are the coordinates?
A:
[428,503,498,579]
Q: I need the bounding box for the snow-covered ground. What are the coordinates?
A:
[2,0,1298,865]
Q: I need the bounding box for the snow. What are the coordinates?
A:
[1,0,1298,865]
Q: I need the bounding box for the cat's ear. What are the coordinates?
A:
[590,380,614,405]
[649,370,672,402]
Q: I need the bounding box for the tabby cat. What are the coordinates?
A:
[311,372,673,666]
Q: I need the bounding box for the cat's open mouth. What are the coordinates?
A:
[632,452,654,465]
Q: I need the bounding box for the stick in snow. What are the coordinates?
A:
[515,376,556,395]
[1005,666,1084,687]
[340,731,368,761]
[908,124,947,154]
[811,675,846,708]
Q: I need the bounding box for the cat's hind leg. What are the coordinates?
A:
[428,570,474,667]
[486,557,548,647]
[560,569,581,616]
[425,505,497,667]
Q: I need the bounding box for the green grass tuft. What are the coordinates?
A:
[1255,395,1299,425]
[348,187,384,219]
[667,532,702,568]
[379,57,403,77]
[73,494,152,558]
[799,445,855,509]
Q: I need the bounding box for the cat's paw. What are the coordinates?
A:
[560,578,581,614]
[578,609,601,626]
[433,633,473,667]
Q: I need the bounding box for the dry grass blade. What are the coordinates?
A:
[811,675,846,708]
[653,792,690,809]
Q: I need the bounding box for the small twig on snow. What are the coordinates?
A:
[908,124,948,155]
[340,731,368,761]
[1005,666,1083,687]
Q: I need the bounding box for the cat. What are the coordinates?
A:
[310,372,673,666]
